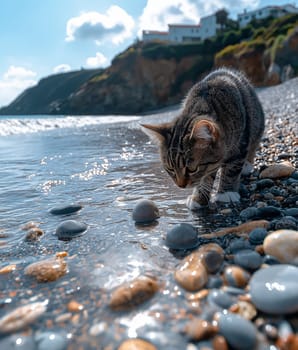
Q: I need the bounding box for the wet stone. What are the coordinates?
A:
[118,338,157,350]
[49,204,82,216]
[0,302,47,334]
[223,265,250,288]
[132,199,159,224]
[263,254,281,265]
[256,206,282,219]
[197,243,224,274]
[208,289,236,309]
[25,227,44,242]
[0,334,37,350]
[228,238,252,254]
[184,318,218,341]
[250,264,298,314]
[234,249,263,270]
[216,312,257,350]
[35,332,68,350]
[284,208,298,218]
[229,301,257,321]
[206,276,223,289]
[165,223,198,250]
[248,227,268,245]
[109,275,159,311]
[25,254,68,282]
[240,207,258,221]
[55,220,87,240]
[259,162,295,179]
[256,179,275,189]
[263,229,298,265]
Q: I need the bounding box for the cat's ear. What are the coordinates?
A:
[190,120,219,145]
[140,123,171,144]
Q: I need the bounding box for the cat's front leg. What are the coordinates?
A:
[213,162,243,204]
[186,175,215,210]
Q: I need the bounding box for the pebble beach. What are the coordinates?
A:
[0,78,297,349]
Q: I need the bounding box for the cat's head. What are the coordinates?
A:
[141,118,224,188]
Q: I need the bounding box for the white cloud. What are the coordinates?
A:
[53,64,72,74]
[66,5,135,45]
[138,0,260,36]
[85,52,108,68]
[0,66,37,107]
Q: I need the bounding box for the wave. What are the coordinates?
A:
[0,115,141,136]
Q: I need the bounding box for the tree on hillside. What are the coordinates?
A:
[216,9,228,31]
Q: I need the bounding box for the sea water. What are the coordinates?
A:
[0,110,236,348]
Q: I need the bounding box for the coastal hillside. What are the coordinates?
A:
[0,68,103,115]
[1,14,298,116]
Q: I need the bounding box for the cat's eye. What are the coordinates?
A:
[186,166,199,175]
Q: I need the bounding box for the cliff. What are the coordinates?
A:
[1,14,298,116]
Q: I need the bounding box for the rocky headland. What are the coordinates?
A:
[1,13,298,116]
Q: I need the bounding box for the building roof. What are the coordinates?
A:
[142,30,168,35]
[238,4,298,18]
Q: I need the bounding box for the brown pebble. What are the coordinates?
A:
[175,253,208,292]
[260,162,295,179]
[56,251,68,258]
[0,264,16,274]
[21,221,41,230]
[118,338,157,350]
[187,289,209,301]
[276,334,298,350]
[229,300,257,320]
[213,335,229,350]
[184,318,218,341]
[0,302,47,333]
[109,276,159,311]
[25,227,44,242]
[55,312,72,323]
[24,255,68,282]
[197,243,224,274]
[67,300,84,312]
[223,265,250,288]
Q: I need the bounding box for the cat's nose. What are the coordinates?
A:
[176,177,188,188]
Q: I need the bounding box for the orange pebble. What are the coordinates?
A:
[0,264,16,274]
[67,300,84,312]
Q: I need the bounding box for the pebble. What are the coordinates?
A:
[248,227,268,245]
[118,338,157,350]
[174,252,209,291]
[208,289,235,309]
[25,227,44,242]
[284,208,298,218]
[55,220,87,240]
[25,254,68,282]
[0,302,47,334]
[109,275,159,310]
[132,199,159,224]
[229,300,257,320]
[197,243,224,274]
[67,300,84,312]
[216,312,257,350]
[274,216,297,230]
[0,334,37,350]
[184,318,218,341]
[35,332,68,350]
[256,206,282,219]
[249,264,298,314]
[165,223,198,250]
[223,265,250,288]
[256,179,275,189]
[234,249,263,270]
[240,207,258,221]
[263,229,298,265]
[0,264,16,274]
[229,238,252,253]
[259,162,295,179]
[212,335,229,350]
[49,204,82,215]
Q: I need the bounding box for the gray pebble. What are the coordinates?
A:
[132,199,159,224]
[55,220,87,240]
[208,289,235,309]
[217,312,257,350]
[50,204,82,215]
[229,238,252,254]
[206,276,223,289]
[234,249,263,270]
[256,206,282,219]
[274,216,297,230]
[0,334,37,350]
[263,255,281,265]
[291,171,298,180]
[165,223,198,249]
[248,227,268,245]
[257,179,274,189]
[283,208,298,218]
[240,207,258,221]
[250,264,298,314]
[35,332,68,350]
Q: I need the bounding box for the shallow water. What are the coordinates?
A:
[0,110,246,348]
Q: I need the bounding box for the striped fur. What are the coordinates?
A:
[142,68,265,208]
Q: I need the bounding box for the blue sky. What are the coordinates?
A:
[0,0,296,107]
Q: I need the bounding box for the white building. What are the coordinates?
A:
[142,13,220,43]
[238,4,298,28]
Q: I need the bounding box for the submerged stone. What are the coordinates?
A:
[250,264,298,314]
[50,204,82,216]
[55,220,87,240]
[165,223,198,249]
[132,199,159,224]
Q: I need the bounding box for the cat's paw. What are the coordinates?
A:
[186,195,204,211]
[241,161,253,176]
[214,191,240,203]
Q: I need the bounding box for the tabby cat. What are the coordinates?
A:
[141,68,265,210]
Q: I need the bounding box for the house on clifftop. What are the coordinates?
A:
[142,12,223,43]
[238,4,298,27]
